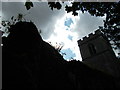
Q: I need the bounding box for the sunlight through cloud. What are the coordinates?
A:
[45,12,82,61]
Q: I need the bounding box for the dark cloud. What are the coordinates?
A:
[2,2,26,19]
[73,12,105,40]
[2,2,105,40]
[2,2,65,39]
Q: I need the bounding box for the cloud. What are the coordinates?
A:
[72,12,106,39]
[45,12,82,61]
[2,2,65,39]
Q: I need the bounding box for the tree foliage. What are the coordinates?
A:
[1,14,25,37]
[25,0,33,10]
[48,2,62,10]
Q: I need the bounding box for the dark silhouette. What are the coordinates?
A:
[2,21,119,89]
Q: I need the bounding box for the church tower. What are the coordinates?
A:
[78,30,120,77]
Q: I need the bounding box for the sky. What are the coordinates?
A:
[1,1,106,61]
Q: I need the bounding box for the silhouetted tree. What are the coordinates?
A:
[48,42,63,52]
[1,13,26,37]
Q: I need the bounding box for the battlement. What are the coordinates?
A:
[78,30,102,45]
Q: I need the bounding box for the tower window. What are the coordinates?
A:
[88,43,96,55]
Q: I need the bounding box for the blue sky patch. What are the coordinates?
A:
[60,48,76,60]
[68,35,73,41]
[64,18,74,28]
[66,28,69,30]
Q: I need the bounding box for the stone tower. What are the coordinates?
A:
[78,30,120,77]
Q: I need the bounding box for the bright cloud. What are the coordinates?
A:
[45,12,82,61]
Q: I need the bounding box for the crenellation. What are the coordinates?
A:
[88,33,94,37]
[83,36,87,41]
[95,30,102,35]
[77,39,82,44]
[78,30,103,45]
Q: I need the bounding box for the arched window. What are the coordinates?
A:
[88,43,96,55]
